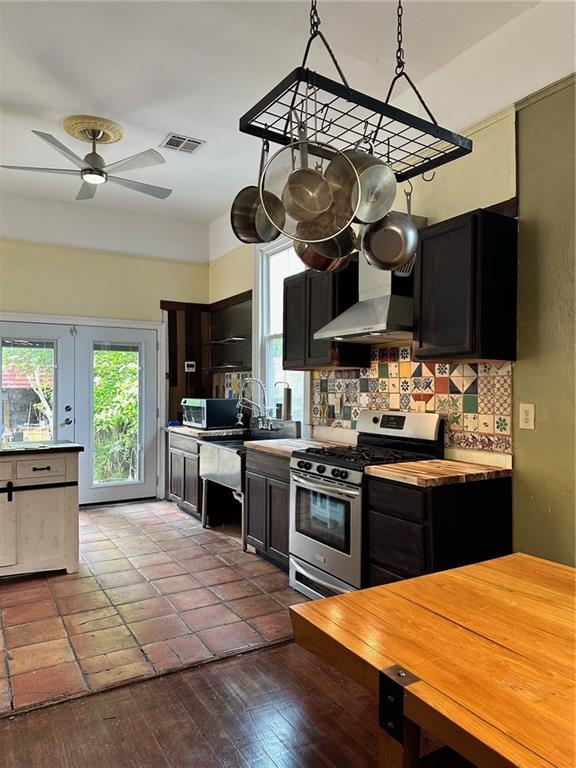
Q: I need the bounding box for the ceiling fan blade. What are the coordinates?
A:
[31,130,88,170]
[76,182,97,200]
[0,165,79,175]
[108,175,172,199]
[103,148,165,174]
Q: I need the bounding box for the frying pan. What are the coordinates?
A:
[360,188,418,271]
[230,141,285,244]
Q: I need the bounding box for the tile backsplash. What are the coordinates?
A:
[224,371,251,399]
[311,344,513,454]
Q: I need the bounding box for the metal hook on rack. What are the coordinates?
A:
[421,170,436,182]
[405,178,414,195]
[319,103,331,135]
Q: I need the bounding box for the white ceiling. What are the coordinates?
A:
[0,1,539,224]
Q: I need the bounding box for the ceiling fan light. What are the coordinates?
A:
[81,168,107,185]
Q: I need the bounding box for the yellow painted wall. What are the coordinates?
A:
[0,239,209,322]
[397,107,516,223]
[208,244,253,304]
[513,76,575,566]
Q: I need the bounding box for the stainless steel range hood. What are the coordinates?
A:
[314,254,414,344]
[313,212,427,344]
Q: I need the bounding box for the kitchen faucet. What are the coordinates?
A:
[236,377,274,430]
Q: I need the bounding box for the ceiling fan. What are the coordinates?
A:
[0,115,172,200]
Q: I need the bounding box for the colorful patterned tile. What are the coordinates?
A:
[399,362,411,378]
[371,348,378,362]
[495,415,511,435]
[400,378,411,393]
[478,363,495,376]
[463,395,478,414]
[378,363,388,378]
[435,363,449,376]
[450,364,465,376]
[479,414,494,433]
[421,377,434,393]
[434,377,449,394]
[388,362,399,377]
[494,362,512,376]
[425,396,436,413]
[388,378,400,393]
[435,395,450,415]
[358,392,370,407]
[399,345,411,361]
[462,376,478,395]
[448,412,462,430]
[410,363,423,376]
[380,394,390,409]
[421,363,435,377]
[462,363,478,377]
[463,413,479,433]
[449,377,464,394]
[389,393,400,410]
[399,393,411,411]
[379,379,388,393]
[449,394,462,412]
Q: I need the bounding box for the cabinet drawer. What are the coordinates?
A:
[0,462,12,481]
[368,510,426,577]
[16,458,66,480]
[169,434,199,455]
[246,451,290,483]
[366,478,426,522]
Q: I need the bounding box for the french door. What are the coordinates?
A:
[0,321,158,504]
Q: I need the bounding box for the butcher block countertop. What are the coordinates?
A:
[244,438,338,458]
[364,459,512,487]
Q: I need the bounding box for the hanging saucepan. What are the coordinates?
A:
[325,140,397,224]
[293,240,354,273]
[260,140,360,244]
[361,186,418,270]
[230,140,285,244]
[295,220,357,260]
[281,124,333,222]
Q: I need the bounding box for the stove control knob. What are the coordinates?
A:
[340,470,349,479]
[304,461,313,471]
[317,465,326,474]
[297,460,306,469]
[331,468,340,477]
[372,416,379,424]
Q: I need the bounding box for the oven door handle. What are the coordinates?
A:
[292,558,353,596]
[292,474,361,500]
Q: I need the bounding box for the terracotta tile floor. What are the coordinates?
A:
[0,500,308,715]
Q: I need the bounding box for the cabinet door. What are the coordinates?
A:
[183,453,200,512]
[245,471,266,550]
[0,494,16,567]
[305,270,334,367]
[267,478,290,567]
[16,488,68,564]
[283,273,307,369]
[169,450,184,501]
[414,214,476,359]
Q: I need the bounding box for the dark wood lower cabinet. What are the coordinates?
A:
[365,476,512,586]
[245,451,290,570]
[167,432,202,520]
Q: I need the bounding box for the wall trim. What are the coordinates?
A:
[515,73,576,112]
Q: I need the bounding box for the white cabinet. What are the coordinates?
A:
[0,493,16,568]
[0,449,80,578]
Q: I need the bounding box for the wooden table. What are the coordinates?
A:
[290,554,575,768]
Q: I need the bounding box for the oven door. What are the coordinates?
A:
[182,403,206,428]
[289,471,362,588]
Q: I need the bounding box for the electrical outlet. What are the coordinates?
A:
[519,402,535,430]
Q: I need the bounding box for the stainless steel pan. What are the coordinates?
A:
[230,141,285,243]
[325,141,397,224]
[293,240,353,273]
[361,188,418,271]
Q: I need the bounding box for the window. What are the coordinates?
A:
[257,241,307,422]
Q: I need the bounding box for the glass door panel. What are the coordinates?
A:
[0,323,75,446]
[92,343,141,486]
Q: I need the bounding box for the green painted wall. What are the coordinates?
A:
[514,75,575,565]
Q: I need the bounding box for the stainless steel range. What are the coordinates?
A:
[289,410,444,600]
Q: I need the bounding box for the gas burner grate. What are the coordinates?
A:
[239,68,472,182]
[304,446,413,465]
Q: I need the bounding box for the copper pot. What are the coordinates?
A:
[293,240,353,272]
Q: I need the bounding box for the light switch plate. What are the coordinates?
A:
[519,402,535,430]
[184,361,196,373]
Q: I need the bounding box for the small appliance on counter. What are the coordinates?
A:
[181,398,239,429]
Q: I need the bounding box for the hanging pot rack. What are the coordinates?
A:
[239,0,472,183]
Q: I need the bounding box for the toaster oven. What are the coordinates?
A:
[181,398,239,429]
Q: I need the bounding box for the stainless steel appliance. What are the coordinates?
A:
[181,398,239,429]
[289,410,443,600]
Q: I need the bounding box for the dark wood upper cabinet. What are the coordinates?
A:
[414,210,517,361]
[283,261,370,371]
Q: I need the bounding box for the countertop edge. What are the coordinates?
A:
[365,460,513,487]
[0,444,84,457]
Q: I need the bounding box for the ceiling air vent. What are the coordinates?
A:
[160,133,205,154]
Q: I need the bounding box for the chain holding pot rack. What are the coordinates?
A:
[239,0,472,182]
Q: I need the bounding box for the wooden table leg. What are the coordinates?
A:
[379,720,421,768]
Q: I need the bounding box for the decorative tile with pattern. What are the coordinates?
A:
[311,344,513,454]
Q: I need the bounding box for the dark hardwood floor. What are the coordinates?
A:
[0,642,381,768]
